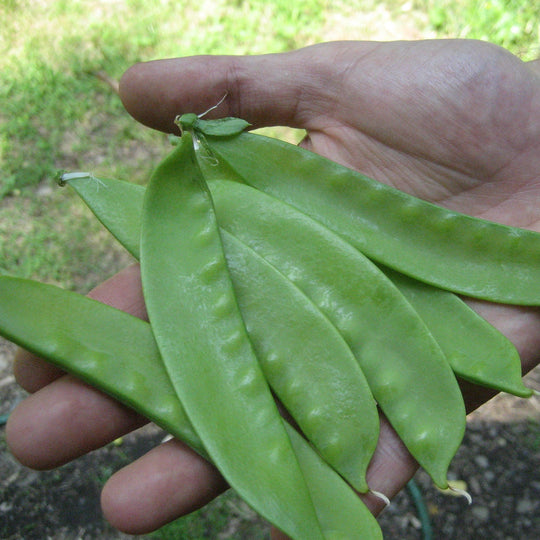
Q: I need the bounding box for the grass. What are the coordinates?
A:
[0,0,330,290]
[148,490,270,540]
[425,0,540,60]
[0,0,326,198]
[0,187,134,290]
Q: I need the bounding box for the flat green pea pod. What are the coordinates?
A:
[139,133,325,539]
[63,174,380,493]
[223,230,379,492]
[61,172,144,259]
[208,178,466,490]
[0,275,383,539]
[64,173,532,401]
[0,274,205,457]
[382,267,533,398]
[58,171,142,257]
[202,129,540,306]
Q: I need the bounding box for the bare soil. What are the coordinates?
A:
[1,335,539,539]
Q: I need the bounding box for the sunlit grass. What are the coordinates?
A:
[424,0,539,60]
[0,0,327,197]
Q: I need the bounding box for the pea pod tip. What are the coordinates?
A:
[57,171,94,187]
[369,489,391,509]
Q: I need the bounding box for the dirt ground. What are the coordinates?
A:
[1,336,539,539]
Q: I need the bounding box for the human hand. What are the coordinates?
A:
[8,39,540,537]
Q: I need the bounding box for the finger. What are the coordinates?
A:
[101,438,227,535]
[118,44,352,133]
[85,263,145,317]
[465,300,540,375]
[527,57,540,76]
[12,350,65,393]
[13,264,145,393]
[6,374,145,470]
[362,417,418,514]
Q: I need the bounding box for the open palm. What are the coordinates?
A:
[8,39,540,537]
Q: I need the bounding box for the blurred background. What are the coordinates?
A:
[1,1,539,538]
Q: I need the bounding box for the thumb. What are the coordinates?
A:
[118,45,339,133]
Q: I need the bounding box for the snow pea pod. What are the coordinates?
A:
[64,174,143,258]
[65,173,380,492]
[204,130,540,306]
[139,133,325,540]
[0,275,205,456]
[381,267,532,398]
[209,178,466,490]
[0,275,383,539]
[223,230,379,492]
[59,171,143,258]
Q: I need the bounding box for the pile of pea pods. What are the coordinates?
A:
[1,114,539,539]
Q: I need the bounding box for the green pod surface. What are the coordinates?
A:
[139,133,325,540]
[209,178,466,489]
[59,173,144,258]
[382,267,533,398]
[204,131,540,306]
[0,275,204,456]
[0,275,382,539]
[65,173,531,400]
[64,174,143,258]
[223,230,379,492]
[65,174,380,492]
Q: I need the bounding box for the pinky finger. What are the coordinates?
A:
[101,438,227,535]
